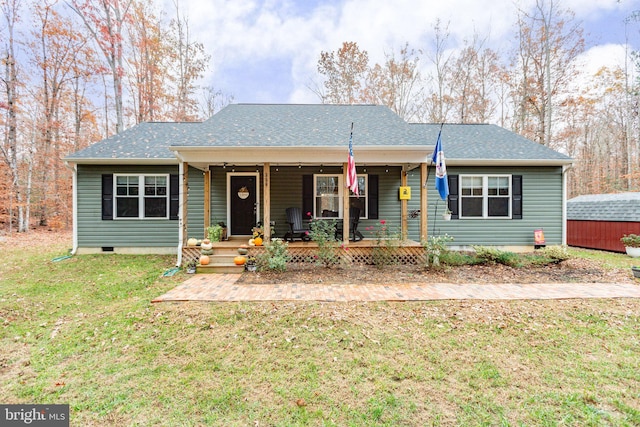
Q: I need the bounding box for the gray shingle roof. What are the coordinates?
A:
[410,123,572,162]
[171,104,417,147]
[65,104,573,164]
[567,192,640,222]
[65,122,199,161]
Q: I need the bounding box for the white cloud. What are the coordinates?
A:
[173,0,639,103]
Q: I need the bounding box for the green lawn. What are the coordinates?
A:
[1,234,639,426]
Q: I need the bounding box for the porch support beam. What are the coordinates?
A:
[401,167,408,240]
[203,168,211,234]
[343,162,350,245]
[263,163,271,240]
[420,162,428,242]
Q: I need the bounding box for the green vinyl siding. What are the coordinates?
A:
[407,166,565,246]
[242,166,401,238]
[186,166,205,238]
[76,164,179,248]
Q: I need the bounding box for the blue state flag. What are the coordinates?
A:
[431,131,449,201]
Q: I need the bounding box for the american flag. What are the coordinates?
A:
[346,123,359,197]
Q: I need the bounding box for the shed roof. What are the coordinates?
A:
[567,192,640,222]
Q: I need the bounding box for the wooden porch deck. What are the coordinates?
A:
[208,237,422,248]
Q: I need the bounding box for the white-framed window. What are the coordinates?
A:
[313,174,368,218]
[114,174,169,219]
[460,174,511,218]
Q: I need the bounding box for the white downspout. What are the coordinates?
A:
[176,158,185,267]
[64,162,79,255]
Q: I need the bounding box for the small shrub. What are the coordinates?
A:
[422,234,454,268]
[367,220,402,267]
[439,251,476,266]
[473,246,521,267]
[542,245,571,263]
[256,239,290,272]
[309,218,342,267]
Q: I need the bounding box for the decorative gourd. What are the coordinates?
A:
[201,238,213,251]
[253,237,263,246]
[234,256,246,265]
[199,255,210,265]
[248,239,255,246]
[187,237,198,247]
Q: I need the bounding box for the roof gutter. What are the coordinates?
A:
[445,159,575,167]
[169,145,431,165]
[61,158,178,165]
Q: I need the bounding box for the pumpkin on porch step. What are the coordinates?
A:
[234,256,246,265]
[199,255,210,265]
[253,237,263,246]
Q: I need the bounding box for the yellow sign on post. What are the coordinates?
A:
[399,186,411,200]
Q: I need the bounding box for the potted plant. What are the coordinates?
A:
[216,221,228,241]
[620,234,640,258]
[442,208,452,221]
[185,258,197,274]
[207,224,224,242]
[245,256,257,272]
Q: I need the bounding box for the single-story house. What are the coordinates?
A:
[567,192,640,252]
[64,104,573,265]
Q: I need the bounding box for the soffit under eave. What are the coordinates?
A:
[170,146,431,165]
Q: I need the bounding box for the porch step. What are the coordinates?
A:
[196,264,245,274]
[197,253,247,274]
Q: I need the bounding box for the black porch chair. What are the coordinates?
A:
[284,207,311,242]
[335,207,364,242]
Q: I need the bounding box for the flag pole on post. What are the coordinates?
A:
[431,123,449,235]
[432,123,448,201]
[346,122,358,197]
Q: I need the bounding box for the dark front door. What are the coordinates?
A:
[230,175,257,236]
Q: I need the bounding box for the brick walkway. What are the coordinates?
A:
[152,274,640,303]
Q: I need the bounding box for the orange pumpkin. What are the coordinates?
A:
[234,255,246,265]
[199,255,210,265]
[253,237,263,246]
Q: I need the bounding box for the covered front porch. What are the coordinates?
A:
[176,159,432,267]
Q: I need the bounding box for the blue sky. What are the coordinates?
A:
[175,0,639,105]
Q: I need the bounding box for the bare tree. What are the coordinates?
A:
[0,0,26,232]
[68,0,133,134]
[166,0,210,121]
[317,41,369,104]
[363,43,422,121]
[199,85,233,119]
[512,0,584,146]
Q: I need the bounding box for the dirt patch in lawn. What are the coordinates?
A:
[237,257,637,285]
